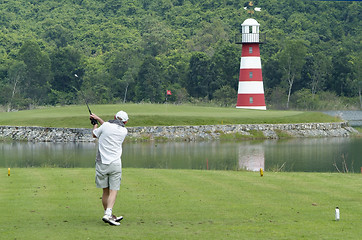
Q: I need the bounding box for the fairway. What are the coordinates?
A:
[0,104,339,128]
[1,168,361,239]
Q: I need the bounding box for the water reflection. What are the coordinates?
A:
[125,142,239,170]
[264,137,360,172]
[238,144,264,171]
[0,138,361,172]
[0,142,96,168]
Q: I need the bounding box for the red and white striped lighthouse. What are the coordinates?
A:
[236,18,266,110]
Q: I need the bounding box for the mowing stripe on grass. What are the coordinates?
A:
[0,104,340,128]
[1,168,361,239]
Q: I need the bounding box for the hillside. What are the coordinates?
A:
[0,0,361,110]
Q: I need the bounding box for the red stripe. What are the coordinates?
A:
[241,43,260,57]
[239,69,263,81]
[236,94,266,106]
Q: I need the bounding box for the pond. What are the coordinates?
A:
[323,110,362,127]
[1,137,361,173]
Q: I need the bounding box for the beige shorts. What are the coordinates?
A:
[95,161,122,190]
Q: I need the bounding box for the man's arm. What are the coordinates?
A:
[90,114,105,138]
[92,123,98,138]
[90,113,105,125]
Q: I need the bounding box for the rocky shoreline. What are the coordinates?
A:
[0,122,358,142]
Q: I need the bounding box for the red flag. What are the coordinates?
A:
[166,90,172,95]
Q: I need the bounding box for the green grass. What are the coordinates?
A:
[220,130,266,141]
[0,104,340,128]
[354,127,362,133]
[1,168,361,239]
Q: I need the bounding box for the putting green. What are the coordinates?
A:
[0,103,339,128]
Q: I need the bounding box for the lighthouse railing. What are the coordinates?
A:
[235,33,266,44]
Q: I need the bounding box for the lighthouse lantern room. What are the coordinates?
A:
[236,18,266,110]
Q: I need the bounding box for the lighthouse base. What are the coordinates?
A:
[236,106,266,110]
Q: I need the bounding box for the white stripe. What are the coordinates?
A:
[238,81,264,94]
[236,106,266,110]
[240,57,261,69]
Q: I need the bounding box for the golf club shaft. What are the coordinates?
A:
[86,101,92,115]
[83,96,98,125]
[74,74,97,125]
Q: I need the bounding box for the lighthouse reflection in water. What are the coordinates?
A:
[238,144,264,171]
[1,138,361,172]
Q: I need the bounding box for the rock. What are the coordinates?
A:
[0,122,358,142]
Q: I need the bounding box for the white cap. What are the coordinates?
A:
[115,111,129,122]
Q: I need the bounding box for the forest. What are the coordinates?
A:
[0,0,361,111]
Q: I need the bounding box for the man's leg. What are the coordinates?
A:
[101,162,123,225]
[104,188,118,210]
[102,188,120,225]
[102,188,109,210]
[102,188,122,225]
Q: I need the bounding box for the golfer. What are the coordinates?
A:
[90,111,129,226]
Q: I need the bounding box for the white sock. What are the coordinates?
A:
[105,208,112,216]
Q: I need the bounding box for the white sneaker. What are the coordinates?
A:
[112,214,123,222]
[102,214,120,226]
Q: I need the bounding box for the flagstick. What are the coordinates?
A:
[165,91,168,112]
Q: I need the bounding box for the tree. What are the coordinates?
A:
[265,86,288,110]
[351,53,362,108]
[291,88,318,110]
[50,46,84,92]
[0,0,360,109]
[156,49,190,88]
[311,53,330,96]
[106,49,142,102]
[187,52,213,99]
[263,55,283,90]
[278,39,307,108]
[18,40,51,105]
[43,24,72,48]
[329,49,355,97]
[211,42,240,93]
[213,85,237,107]
[120,70,136,103]
[149,0,173,14]
[302,52,331,97]
[48,46,84,105]
[81,53,111,104]
[135,55,164,102]
[140,16,173,56]
[7,61,26,111]
[187,19,229,57]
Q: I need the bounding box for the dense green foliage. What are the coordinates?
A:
[0,0,361,110]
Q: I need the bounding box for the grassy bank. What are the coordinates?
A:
[0,104,340,128]
[1,168,361,239]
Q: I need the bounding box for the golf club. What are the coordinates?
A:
[74,74,98,125]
